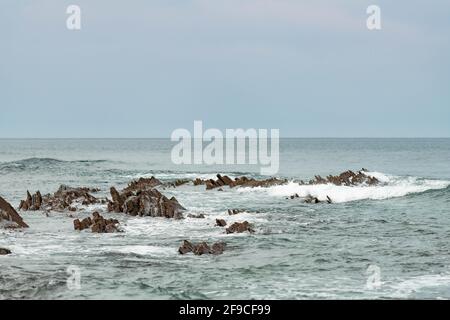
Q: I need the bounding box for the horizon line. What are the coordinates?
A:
[0,137,450,140]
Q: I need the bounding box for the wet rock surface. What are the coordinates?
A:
[178,240,226,255]
[228,209,243,215]
[168,179,191,188]
[73,212,120,233]
[196,174,287,190]
[19,185,101,212]
[226,221,254,234]
[307,169,379,186]
[0,196,29,228]
[123,177,162,192]
[108,181,185,219]
[0,248,12,255]
[187,213,205,219]
[215,219,227,227]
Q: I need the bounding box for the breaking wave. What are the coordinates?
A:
[238,172,450,203]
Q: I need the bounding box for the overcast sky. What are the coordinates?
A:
[1,0,449,138]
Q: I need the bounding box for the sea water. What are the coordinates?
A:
[1,138,450,299]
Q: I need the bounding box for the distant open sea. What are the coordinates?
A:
[1,138,450,299]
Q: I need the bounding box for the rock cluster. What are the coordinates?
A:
[168,179,191,188]
[178,240,226,255]
[19,185,101,212]
[226,221,254,234]
[307,170,379,186]
[73,212,120,233]
[0,248,12,255]
[123,177,162,192]
[195,174,287,190]
[108,183,185,219]
[0,196,29,228]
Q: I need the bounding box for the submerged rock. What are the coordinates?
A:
[226,221,254,234]
[19,185,101,212]
[187,213,205,219]
[0,196,29,228]
[73,211,120,233]
[0,248,12,255]
[178,240,226,255]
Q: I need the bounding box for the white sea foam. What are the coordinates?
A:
[388,273,450,298]
[110,245,173,256]
[237,172,450,203]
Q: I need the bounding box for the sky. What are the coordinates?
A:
[0,0,449,138]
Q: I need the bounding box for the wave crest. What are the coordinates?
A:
[238,172,450,203]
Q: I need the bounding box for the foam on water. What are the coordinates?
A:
[238,172,450,203]
[388,273,450,298]
[108,245,174,257]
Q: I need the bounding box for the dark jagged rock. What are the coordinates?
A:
[108,184,185,219]
[307,169,379,186]
[73,211,120,233]
[19,191,42,211]
[193,178,205,186]
[226,221,254,234]
[178,240,226,255]
[228,209,243,215]
[178,240,194,254]
[210,242,226,254]
[123,177,162,192]
[304,195,320,204]
[19,185,101,212]
[0,248,12,255]
[0,196,29,228]
[168,179,190,188]
[303,195,333,204]
[216,219,227,227]
[196,174,287,190]
[187,213,205,219]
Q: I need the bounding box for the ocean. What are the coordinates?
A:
[1,138,450,299]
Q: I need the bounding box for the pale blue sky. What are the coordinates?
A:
[1,0,449,137]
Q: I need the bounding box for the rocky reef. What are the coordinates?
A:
[108,178,185,219]
[226,221,254,234]
[178,240,226,255]
[2,168,380,257]
[19,185,102,212]
[306,169,379,186]
[194,174,287,190]
[74,212,120,233]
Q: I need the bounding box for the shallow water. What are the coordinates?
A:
[1,138,450,299]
